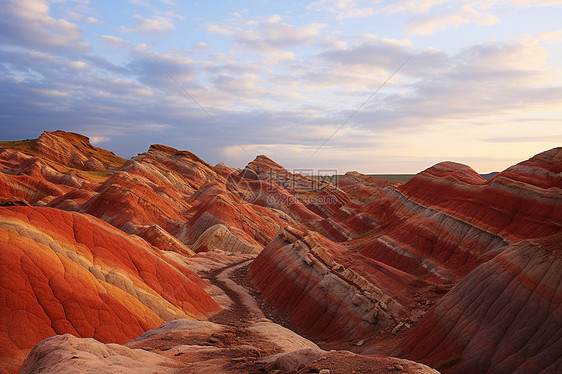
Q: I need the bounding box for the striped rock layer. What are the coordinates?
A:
[0,206,219,374]
[1,131,559,374]
[249,147,561,373]
[396,233,562,373]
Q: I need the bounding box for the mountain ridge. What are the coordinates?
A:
[0,131,559,374]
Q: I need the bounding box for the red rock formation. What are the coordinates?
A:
[249,227,426,342]
[1,131,559,374]
[178,182,287,248]
[241,154,330,192]
[0,206,219,373]
[396,232,562,373]
[358,148,562,281]
[0,132,115,207]
[215,162,241,175]
[249,147,562,367]
[28,130,126,171]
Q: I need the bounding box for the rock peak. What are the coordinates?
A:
[28,130,126,171]
[39,130,91,144]
[148,144,212,168]
[417,161,485,185]
[251,155,285,170]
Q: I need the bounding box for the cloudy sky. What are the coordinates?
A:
[1,0,561,173]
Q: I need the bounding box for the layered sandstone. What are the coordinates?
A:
[397,233,562,373]
[0,132,559,374]
[0,206,219,373]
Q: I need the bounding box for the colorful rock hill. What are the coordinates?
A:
[249,147,562,371]
[0,131,559,374]
[0,206,219,373]
[396,232,562,373]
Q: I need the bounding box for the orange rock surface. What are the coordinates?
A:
[5,130,126,171]
[0,206,219,373]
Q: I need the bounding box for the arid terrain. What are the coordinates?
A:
[0,131,560,374]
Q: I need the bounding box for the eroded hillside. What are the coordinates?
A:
[0,131,560,374]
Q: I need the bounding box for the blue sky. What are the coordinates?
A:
[1,0,561,173]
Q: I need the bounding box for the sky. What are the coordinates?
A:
[1,0,561,174]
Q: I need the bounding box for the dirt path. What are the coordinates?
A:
[206,259,265,325]
[200,258,408,356]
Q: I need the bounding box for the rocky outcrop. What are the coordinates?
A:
[192,224,262,255]
[20,319,322,374]
[241,154,330,192]
[249,147,561,366]
[358,149,562,281]
[30,131,126,171]
[20,318,438,374]
[19,334,178,374]
[0,131,125,172]
[249,226,425,341]
[1,131,559,374]
[0,148,101,206]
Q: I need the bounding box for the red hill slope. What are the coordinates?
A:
[0,206,219,374]
[396,232,562,373]
[249,147,562,372]
[0,131,559,374]
[0,131,125,207]
[1,130,126,171]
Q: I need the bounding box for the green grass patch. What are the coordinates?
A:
[435,355,463,372]
[0,139,35,148]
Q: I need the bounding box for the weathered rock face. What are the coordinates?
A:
[0,148,100,207]
[241,154,330,192]
[81,145,295,254]
[0,206,219,374]
[1,130,125,172]
[31,131,126,171]
[249,227,423,341]
[357,148,562,282]
[396,233,562,373]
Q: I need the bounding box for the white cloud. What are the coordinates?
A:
[307,0,376,19]
[65,11,104,24]
[536,29,562,44]
[206,24,233,35]
[208,15,327,52]
[33,88,70,97]
[119,14,175,34]
[90,136,110,144]
[405,5,500,35]
[0,0,89,52]
[101,35,130,49]
[86,16,103,24]
[213,73,259,96]
[509,0,562,5]
[380,0,450,14]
